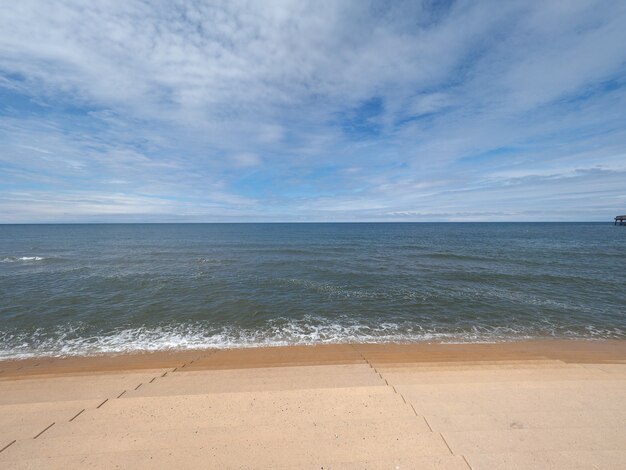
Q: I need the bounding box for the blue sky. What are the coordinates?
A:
[1,0,625,222]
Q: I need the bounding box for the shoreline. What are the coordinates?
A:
[2,338,625,379]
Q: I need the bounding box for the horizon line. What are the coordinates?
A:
[0,221,618,225]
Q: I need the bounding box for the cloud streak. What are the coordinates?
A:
[0,0,625,221]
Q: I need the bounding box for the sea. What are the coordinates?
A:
[1,223,624,359]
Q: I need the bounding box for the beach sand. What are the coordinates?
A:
[0,340,625,469]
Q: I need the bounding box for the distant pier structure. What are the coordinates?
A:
[615,215,626,226]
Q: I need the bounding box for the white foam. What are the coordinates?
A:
[1,256,46,263]
[0,316,621,360]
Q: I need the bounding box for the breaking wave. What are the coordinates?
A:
[0,316,622,360]
[1,256,47,263]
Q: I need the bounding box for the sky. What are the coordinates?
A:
[1,0,626,222]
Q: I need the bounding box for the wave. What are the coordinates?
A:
[1,256,47,263]
[1,316,623,360]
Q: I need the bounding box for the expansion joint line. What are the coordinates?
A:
[69,409,85,422]
[351,345,386,382]
[132,350,217,393]
[33,422,55,439]
[25,351,217,441]
[350,344,434,435]
[421,413,433,431]
[437,431,470,466]
[131,350,216,397]
[127,351,211,397]
[350,345,409,402]
[439,432,454,455]
[0,440,16,454]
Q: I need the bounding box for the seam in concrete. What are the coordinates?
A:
[391,386,407,404]
[421,414,434,432]
[420,416,434,432]
[575,363,612,375]
[172,367,178,372]
[33,422,55,439]
[117,390,126,398]
[462,455,473,470]
[162,371,168,377]
[350,344,385,381]
[354,345,422,427]
[0,440,16,454]
[149,377,156,383]
[439,432,454,456]
[135,383,143,390]
[97,398,108,409]
[69,409,85,422]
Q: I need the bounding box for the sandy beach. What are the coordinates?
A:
[1,340,625,469]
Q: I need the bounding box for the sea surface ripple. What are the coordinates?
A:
[0,223,624,359]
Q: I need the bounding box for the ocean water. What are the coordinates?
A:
[0,223,624,359]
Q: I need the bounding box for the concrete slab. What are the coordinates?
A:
[173,363,377,377]
[0,371,167,405]
[400,381,626,414]
[46,414,431,440]
[187,344,364,371]
[443,427,626,454]
[272,455,470,470]
[1,430,450,465]
[425,408,626,432]
[0,399,100,443]
[396,379,626,400]
[52,387,413,432]
[0,352,203,379]
[1,449,468,470]
[381,368,619,385]
[408,396,623,416]
[466,450,626,470]
[1,342,625,468]
[377,360,578,372]
[128,367,383,395]
[580,363,626,375]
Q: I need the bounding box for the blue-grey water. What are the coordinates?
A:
[1,223,624,359]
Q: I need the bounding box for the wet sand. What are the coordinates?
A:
[1,340,625,469]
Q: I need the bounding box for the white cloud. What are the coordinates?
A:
[0,1,625,221]
[408,93,451,116]
[231,152,261,168]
